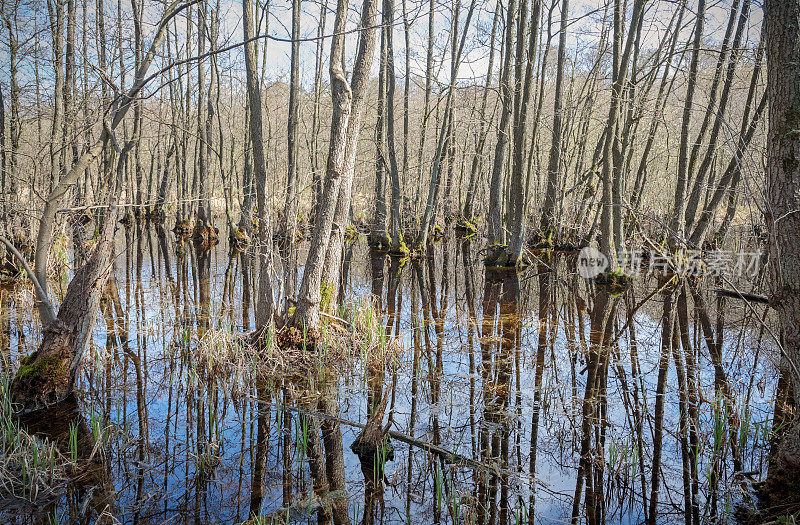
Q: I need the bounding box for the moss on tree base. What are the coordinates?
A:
[454,216,478,236]
[192,221,219,250]
[367,232,392,252]
[344,225,360,243]
[11,321,76,414]
[737,462,800,523]
[229,227,251,252]
[593,271,631,296]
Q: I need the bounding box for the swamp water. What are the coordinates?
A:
[0,225,778,524]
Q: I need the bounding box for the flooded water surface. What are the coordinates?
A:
[0,226,777,524]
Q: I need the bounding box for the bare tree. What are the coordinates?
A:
[294,0,378,328]
[242,0,276,328]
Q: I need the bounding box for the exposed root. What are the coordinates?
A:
[192,220,219,249]
[229,226,251,252]
[173,219,194,239]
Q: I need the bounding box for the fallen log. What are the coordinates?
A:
[713,288,770,305]
[244,396,532,482]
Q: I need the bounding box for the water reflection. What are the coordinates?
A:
[0,226,777,524]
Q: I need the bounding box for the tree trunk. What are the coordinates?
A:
[485,0,516,249]
[540,0,568,244]
[370,27,389,249]
[765,0,800,472]
[383,0,404,254]
[294,0,378,328]
[285,0,301,232]
[193,0,216,246]
[462,3,499,223]
[671,0,705,243]
[242,0,276,328]
[11,191,119,414]
[506,0,541,262]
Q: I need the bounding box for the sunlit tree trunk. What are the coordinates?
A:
[506,0,541,263]
[295,0,378,327]
[383,0,405,254]
[671,0,705,244]
[285,0,301,232]
[413,0,434,220]
[540,0,568,244]
[47,0,65,190]
[309,0,327,221]
[485,0,516,251]
[370,27,389,249]
[462,3,499,223]
[415,0,476,248]
[193,0,216,245]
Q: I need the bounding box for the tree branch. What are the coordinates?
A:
[0,236,56,324]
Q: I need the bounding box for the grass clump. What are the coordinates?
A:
[193,296,400,392]
[0,371,70,509]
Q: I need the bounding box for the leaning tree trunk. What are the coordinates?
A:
[10,198,118,414]
[765,0,800,471]
[31,0,193,324]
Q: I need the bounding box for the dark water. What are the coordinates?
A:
[0,225,777,524]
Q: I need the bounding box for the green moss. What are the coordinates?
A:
[16,355,66,383]
[431,224,444,242]
[389,234,410,256]
[367,231,391,250]
[484,243,508,266]
[594,270,631,296]
[320,280,335,313]
[455,217,477,235]
[344,225,359,242]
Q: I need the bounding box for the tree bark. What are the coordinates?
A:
[486,0,517,248]
[242,0,276,328]
[540,0,568,243]
[765,0,800,470]
[295,0,378,327]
